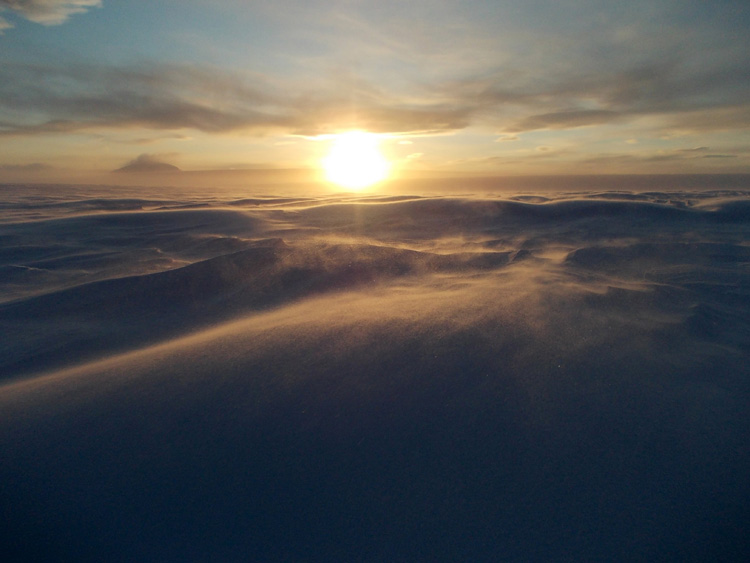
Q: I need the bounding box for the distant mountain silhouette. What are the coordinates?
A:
[114,154,181,173]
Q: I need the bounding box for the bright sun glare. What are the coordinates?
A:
[322,131,391,190]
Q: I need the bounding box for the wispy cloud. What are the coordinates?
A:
[0,161,53,171]
[655,104,750,134]
[0,13,11,31]
[579,148,744,169]
[434,56,750,136]
[1,55,748,148]
[0,62,472,137]
[0,0,100,30]
[0,62,280,135]
[507,110,622,133]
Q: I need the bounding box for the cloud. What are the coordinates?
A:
[507,110,621,133]
[0,162,53,171]
[127,133,192,145]
[0,0,100,28]
[0,62,473,138]
[466,146,576,168]
[113,153,181,173]
[656,104,750,134]
[578,148,745,169]
[429,24,750,135]
[0,58,717,139]
[466,56,750,135]
[0,62,282,135]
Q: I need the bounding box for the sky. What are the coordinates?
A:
[1,0,749,184]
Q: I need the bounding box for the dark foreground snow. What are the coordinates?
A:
[1,182,749,561]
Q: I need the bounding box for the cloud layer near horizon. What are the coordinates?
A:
[1,53,748,140]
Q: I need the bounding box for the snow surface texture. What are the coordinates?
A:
[1,182,749,561]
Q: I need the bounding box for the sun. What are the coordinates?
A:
[322,131,391,190]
